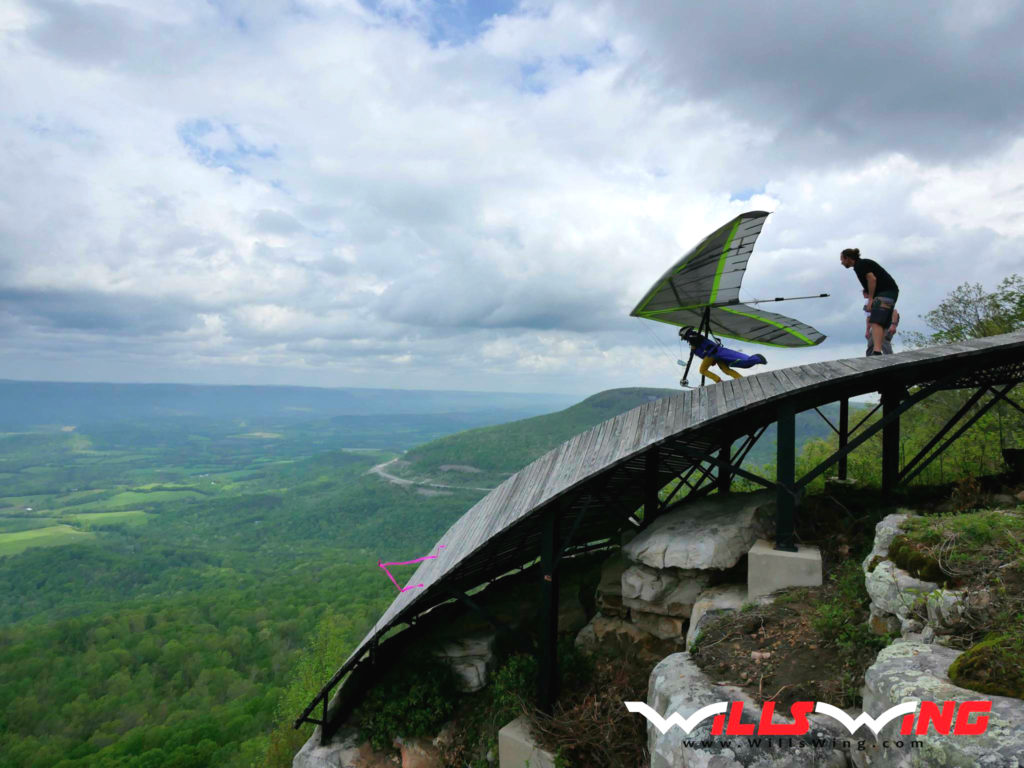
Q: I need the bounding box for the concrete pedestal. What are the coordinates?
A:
[747,539,822,599]
[498,716,556,768]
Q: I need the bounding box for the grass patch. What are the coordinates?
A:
[0,525,96,556]
[63,510,150,528]
[0,517,59,533]
[892,506,1024,698]
[80,489,209,509]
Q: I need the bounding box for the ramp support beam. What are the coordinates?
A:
[776,403,797,552]
[838,399,849,480]
[881,387,903,492]
[538,507,560,714]
[717,439,732,495]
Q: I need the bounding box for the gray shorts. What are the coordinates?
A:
[868,296,897,327]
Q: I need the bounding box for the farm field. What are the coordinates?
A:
[0,524,96,556]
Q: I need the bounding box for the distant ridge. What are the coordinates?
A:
[396,387,677,485]
[0,380,577,429]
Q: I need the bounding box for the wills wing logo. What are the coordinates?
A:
[625,700,992,737]
[625,702,728,735]
[813,701,919,736]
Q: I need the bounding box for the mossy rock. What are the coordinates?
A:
[866,555,884,573]
[888,535,947,584]
[948,634,1024,700]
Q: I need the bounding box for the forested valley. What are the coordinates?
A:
[2,277,1021,768]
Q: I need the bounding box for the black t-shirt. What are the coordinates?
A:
[854,259,898,295]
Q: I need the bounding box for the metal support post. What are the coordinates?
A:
[717,439,732,495]
[538,507,560,713]
[776,403,797,552]
[838,398,849,480]
[881,387,902,492]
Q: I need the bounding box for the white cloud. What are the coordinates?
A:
[1,0,1022,395]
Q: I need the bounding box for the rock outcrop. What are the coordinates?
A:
[292,727,397,768]
[293,727,364,768]
[623,490,775,571]
[431,633,495,693]
[577,491,775,656]
[855,641,1024,767]
[645,652,848,768]
[685,583,754,650]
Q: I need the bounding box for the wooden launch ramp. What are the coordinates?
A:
[297,331,1024,740]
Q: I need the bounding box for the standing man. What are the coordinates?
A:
[841,248,899,356]
[863,290,900,355]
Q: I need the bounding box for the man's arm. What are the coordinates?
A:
[887,309,900,337]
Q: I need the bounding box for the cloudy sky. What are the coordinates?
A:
[2,0,1023,395]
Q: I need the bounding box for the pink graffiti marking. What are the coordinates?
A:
[378,545,445,592]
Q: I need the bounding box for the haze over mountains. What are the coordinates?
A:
[0,380,578,430]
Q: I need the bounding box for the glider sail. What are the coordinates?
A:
[630,211,826,347]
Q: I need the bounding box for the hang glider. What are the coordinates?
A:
[630,210,827,348]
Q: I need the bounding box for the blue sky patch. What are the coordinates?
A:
[178,120,277,174]
[359,0,519,46]
[731,185,767,202]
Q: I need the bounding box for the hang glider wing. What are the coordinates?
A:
[630,211,826,348]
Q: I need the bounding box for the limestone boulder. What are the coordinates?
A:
[622,564,679,603]
[431,633,495,693]
[924,588,967,634]
[858,641,1024,766]
[623,567,710,618]
[293,727,361,768]
[685,583,748,650]
[645,653,848,768]
[861,513,910,574]
[867,604,902,637]
[631,609,685,641]
[864,560,938,620]
[623,490,775,571]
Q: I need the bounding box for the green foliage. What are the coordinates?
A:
[0,566,382,768]
[899,508,1024,574]
[491,654,539,721]
[0,406,526,768]
[905,274,1024,347]
[355,660,458,751]
[812,560,891,655]
[489,638,594,723]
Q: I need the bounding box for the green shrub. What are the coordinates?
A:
[491,653,538,721]
[490,638,594,721]
[812,560,890,655]
[355,659,458,751]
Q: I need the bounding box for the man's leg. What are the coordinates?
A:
[717,362,743,380]
[868,298,896,354]
[870,323,885,353]
[699,357,722,383]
